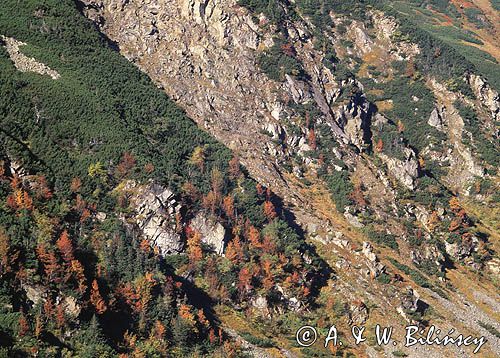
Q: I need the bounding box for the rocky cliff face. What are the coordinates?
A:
[78,0,370,208]
[191,212,226,255]
[77,1,500,356]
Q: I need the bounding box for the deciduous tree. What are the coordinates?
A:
[36,244,61,283]
[116,152,136,178]
[263,200,277,221]
[18,311,29,337]
[189,146,206,172]
[223,195,235,220]
[90,279,107,314]
[308,128,317,150]
[228,156,241,179]
[57,230,74,263]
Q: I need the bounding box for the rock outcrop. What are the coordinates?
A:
[191,212,226,254]
[397,287,421,323]
[361,242,385,278]
[378,147,419,190]
[467,74,499,122]
[349,300,369,325]
[120,180,184,255]
[1,35,60,79]
[428,106,446,131]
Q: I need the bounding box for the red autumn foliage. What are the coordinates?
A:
[18,311,30,337]
[187,231,203,264]
[247,225,261,248]
[70,177,82,193]
[308,128,317,150]
[116,152,136,178]
[223,195,235,220]
[261,235,276,254]
[280,42,296,57]
[263,200,277,221]
[350,183,367,207]
[202,191,218,215]
[36,244,61,282]
[209,328,217,345]
[237,267,253,295]
[56,230,74,263]
[55,304,65,330]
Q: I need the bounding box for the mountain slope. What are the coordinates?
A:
[1,0,499,357]
[0,1,325,356]
[76,0,500,356]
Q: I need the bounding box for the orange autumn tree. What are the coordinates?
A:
[261,235,276,254]
[237,266,253,297]
[153,320,166,340]
[116,152,136,178]
[449,197,461,212]
[178,304,197,329]
[308,128,317,150]
[202,191,218,215]
[90,279,107,314]
[56,230,74,263]
[70,177,82,193]
[222,195,235,220]
[375,138,384,153]
[350,183,367,208]
[134,273,157,314]
[36,244,61,283]
[247,225,261,248]
[18,311,30,337]
[263,200,277,221]
[262,260,274,290]
[228,156,241,179]
[225,236,243,264]
[187,231,203,265]
[55,304,66,330]
[70,260,87,294]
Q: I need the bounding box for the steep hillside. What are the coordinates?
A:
[1,0,499,357]
[0,1,326,356]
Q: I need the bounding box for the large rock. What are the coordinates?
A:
[378,147,419,190]
[428,106,446,131]
[121,180,184,255]
[62,296,82,318]
[191,212,226,254]
[397,287,421,323]
[444,235,479,261]
[361,242,385,278]
[467,74,499,121]
[410,244,445,273]
[333,87,372,151]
